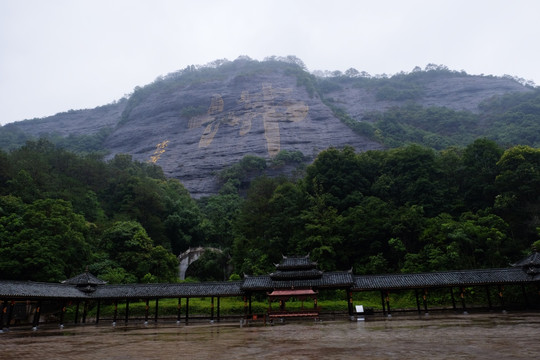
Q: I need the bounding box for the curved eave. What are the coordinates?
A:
[242,272,354,291]
[353,268,534,291]
[511,252,540,267]
[91,281,244,299]
[0,281,89,300]
[0,281,244,300]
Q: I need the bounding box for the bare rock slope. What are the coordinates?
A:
[106,66,382,196]
[3,59,532,197]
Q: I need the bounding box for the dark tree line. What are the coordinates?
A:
[0,139,538,283]
[227,140,539,275]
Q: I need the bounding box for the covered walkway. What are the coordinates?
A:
[1,252,539,330]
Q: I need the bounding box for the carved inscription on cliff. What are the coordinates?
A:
[187,83,309,157]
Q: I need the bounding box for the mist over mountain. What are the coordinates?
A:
[1,56,537,197]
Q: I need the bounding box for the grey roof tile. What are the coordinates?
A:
[353,268,532,290]
[0,280,244,299]
[62,272,107,286]
[242,272,354,290]
[276,255,317,270]
[0,281,88,299]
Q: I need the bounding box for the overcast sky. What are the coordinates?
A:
[1,0,539,125]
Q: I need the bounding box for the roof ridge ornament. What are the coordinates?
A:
[510,251,540,276]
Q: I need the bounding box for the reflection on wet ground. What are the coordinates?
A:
[2,312,540,359]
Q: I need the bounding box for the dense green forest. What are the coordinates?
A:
[0,139,538,283]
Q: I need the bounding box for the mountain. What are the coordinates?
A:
[0,57,537,197]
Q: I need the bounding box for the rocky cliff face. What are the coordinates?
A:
[2,59,532,197]
[322,73,530,122]
[10,101,125,137]
[105,65,382,196]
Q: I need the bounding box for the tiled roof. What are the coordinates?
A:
[242,272,354,290]
[275,255,316,270]
[0,280,89,299]
[2,258,539,300]
[0,280,244,299]
[270,269,323,280]
[92,281,244,299]
[512,252,540,276]
[512,252,540,267]
[62,272,107,286]
[242,275,273,290]
[353,268,532,291]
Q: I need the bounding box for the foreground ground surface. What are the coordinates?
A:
[1,312,540,359]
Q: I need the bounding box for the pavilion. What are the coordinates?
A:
[1,252,539,330]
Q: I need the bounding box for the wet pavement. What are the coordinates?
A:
[2,312,540,359]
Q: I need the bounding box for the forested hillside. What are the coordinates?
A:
[319,66,540,149]
[1,57,538,197]
[1,139,538,283]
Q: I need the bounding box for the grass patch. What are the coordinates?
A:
[65,285,532,320]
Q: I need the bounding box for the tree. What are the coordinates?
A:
[303,146,368,211]
[231,176,291,273]
[345,68,360,78]
[184,249,228,281]
[296,188,344,271]
[146,245,180,282]
[495,145,540,245]
[0,198,92,281]
[98,220,178,282]
[375,144,443,215]
[461,139,503,211]
[198,193,243,249]
[402,211,510,272]
[342,196,395,271]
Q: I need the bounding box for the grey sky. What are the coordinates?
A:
[1,0,539,125]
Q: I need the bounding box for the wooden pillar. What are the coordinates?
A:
[113,300,118,325]
[124,300,130,324]
[0,300,7,330]
[385,291,391,316]
[521,285,529,309]
[414,289,421,314]
[460,287,468,314]
[185,298,189,324]
[59,302,67,327]
[32,301,42,329]
[82,301,88,324]
[450,287,457,311]
[423,289,429,314]
[248,294,252,316]
[380,291,387,316]
[498,285,505,312]
[6,300,15,330]
[217,297,221,322]
[485,286,492,311]
[74,301,80,324]
[243,296,248,316]
[211,297,215,321]
[346,289,353,316]
[177,298,182,323]
[96,300,101,324]
[154,298,159,323]
[144,299,150,323]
